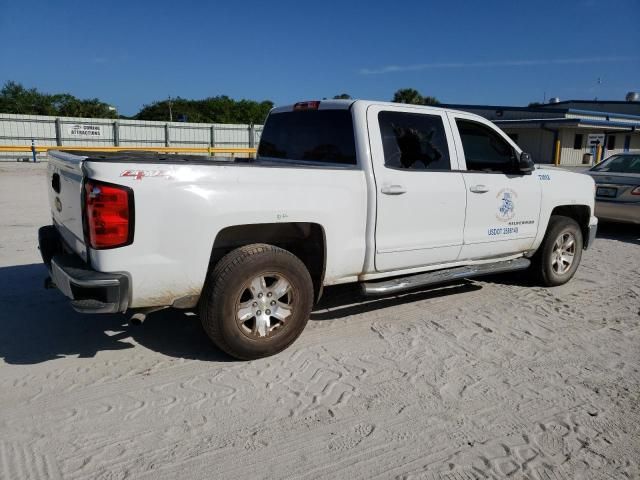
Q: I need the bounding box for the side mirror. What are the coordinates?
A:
[519,152,535,174]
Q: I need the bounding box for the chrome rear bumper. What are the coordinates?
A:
[39,225,129,313]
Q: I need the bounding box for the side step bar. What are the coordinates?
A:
[360,258,531,296]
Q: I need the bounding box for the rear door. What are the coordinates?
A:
[448,113,541,260]
[368,105,467,272]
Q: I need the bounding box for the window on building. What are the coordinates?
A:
[573,134,583,150]
[378,111,451,170]
[607,135,616,150]
[455,119,518,174]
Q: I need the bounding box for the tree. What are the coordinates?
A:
[135,95,273,124]
[333,93,352,99]
[422,96,440,106]
[0,81,274,123]
[392,88,423,105]
[0,81,117,118]
[391,88,440,106]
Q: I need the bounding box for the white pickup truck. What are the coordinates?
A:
[39,99,598,359]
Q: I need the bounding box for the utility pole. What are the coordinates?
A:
[168,96,173,122]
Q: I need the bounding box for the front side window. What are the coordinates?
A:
[258,109,356,165]
[456,119,517,173]
[378,111,451,170]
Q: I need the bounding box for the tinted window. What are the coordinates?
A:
[258,110,356,165]
[456,119,517,173]
[378,111,450,170]
[573,134,583,150]
[591,155,640,173]
[607,135,616,150]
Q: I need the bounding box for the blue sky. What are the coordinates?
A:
[1,0,639,115]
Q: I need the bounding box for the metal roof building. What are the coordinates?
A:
[442,100,640,166]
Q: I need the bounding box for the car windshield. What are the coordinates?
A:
[591,154,640,173]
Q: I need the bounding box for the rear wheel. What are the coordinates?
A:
[531,215,583,287]
[199,244,313,360]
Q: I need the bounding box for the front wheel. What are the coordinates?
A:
[531,215,583,287]
[199,244,314,360]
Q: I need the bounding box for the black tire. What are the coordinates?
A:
[531,215,583,287]
[199,244,313,360]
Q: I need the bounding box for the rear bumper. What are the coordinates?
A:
[39,226,129,313]
[595,200,640,225]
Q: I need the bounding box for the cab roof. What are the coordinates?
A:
[270,99,474,118]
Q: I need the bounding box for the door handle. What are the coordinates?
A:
[381,184,407,195]
[469,184,490,193]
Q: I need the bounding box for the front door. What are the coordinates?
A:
[448,114,542,260]
[368,105,467,272]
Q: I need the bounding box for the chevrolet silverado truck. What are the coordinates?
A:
[39,99,598,359]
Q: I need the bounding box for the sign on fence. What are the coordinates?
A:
[67,124,104,137]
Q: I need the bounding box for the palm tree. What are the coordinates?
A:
[392,88,424,105]
[422,96,440,106]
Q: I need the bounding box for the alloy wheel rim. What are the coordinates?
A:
[551,232,576,275]
[235,273,293,339]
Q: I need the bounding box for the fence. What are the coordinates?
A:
[0,113,263,161]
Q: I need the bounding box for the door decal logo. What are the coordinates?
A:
[496,188,517,221]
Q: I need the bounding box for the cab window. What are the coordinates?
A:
[258,110,357,165]
[378,111,451,170]
[456,119,518,174]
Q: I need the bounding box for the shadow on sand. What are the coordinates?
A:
[596,221,639,246]
[0,263,485,365]
[6,221,635,365]
[0,263,234,365]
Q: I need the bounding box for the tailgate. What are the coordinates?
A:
[47,151,88,260]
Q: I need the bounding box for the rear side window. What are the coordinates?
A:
[456,119,517,173]
[258,110,356,165]
[378,111,451,170]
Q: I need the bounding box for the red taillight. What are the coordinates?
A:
[84,180,133,249]
[631,186,640,195]
[293,101,320,111]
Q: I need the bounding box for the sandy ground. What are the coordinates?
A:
[1,162,639,480]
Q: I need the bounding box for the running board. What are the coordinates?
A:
[360,258,531,296]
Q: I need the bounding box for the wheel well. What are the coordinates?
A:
[550,205,591,245]
[209,223,326,302]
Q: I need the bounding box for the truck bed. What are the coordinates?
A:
[59,150,253,165]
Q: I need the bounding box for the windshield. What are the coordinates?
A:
[591,154,640,173]
[258,109,357,165]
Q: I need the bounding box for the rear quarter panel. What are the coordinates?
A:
[83,161,368,308]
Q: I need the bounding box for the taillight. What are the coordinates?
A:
[293,101,320,111]
[84,180,133,249]
[631,186,640,195]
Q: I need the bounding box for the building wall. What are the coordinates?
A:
[559,129,640,166]
[502,128,555,163]
[500,126,640,166]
